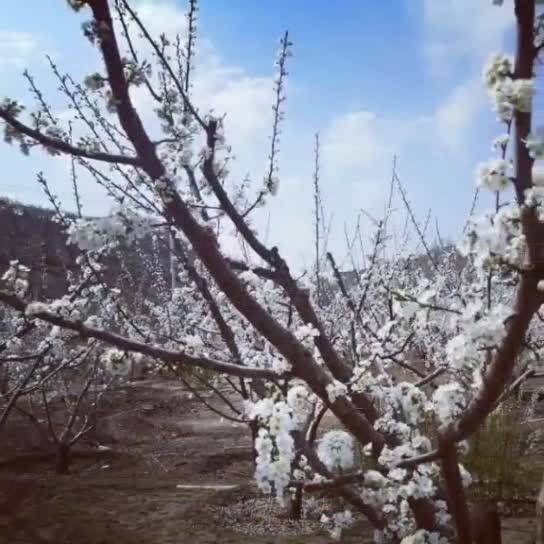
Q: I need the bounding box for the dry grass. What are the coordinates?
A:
[463,397,544,506]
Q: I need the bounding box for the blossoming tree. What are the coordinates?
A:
[1,0,544,541]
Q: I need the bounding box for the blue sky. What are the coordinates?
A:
[0,1,517,267]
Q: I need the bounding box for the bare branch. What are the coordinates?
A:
[0,356,43,428]
[119,0,206,130]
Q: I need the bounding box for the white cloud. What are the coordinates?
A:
[322,112,385,174]
[194,68,273,160]
[321,110,436,178]
[0,0,505,268]
[121,2,304,259]
[312,86,493,258]
[422,0,514,76]
[418,1,514,151]
[316,111,407,252]
[125,0,274,174]
[132,0,188,38]
[433,78,484,151]
[0,31,38,67]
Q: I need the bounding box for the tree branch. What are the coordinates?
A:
[0,108,141,166]
[0,290,287,381]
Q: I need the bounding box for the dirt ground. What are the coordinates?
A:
[0,379,538,543]
[0,380,347,543]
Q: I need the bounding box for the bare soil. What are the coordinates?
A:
[0,380,341,543]
[0,379,539,543]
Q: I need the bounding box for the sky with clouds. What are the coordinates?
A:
[0,1,519,268]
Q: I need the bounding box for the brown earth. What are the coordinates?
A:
[0,380,348,543]
[0,379,539,543]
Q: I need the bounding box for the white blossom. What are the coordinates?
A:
[475,159,511,191]
[511,78,535,112]
[286,384,315,428]
[533,165,544,187]
[483,53,513,90]
[525,128,544,160]
[326,380,348,403]
[273,357,293,374]
[459,463,473,488]
[483,53,534,121]
[317,430,354,472]
[490,78,534,120]
[401,530,448,544]
[321,510,353,541]
[252,400,295,505]
[1,260,30,296]
[491,133,509,151]
[459,204,525,268]
[102,348,131,376]
[25,302,49,316]
[391,382,428,426]
[293,323,320,350]
[67,207,152,252]
[432,383,466,423]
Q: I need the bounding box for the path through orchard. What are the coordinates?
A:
[0,379,362,543]
[0,379,538,543]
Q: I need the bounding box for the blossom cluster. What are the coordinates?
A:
[1,260,30,297]
[316,430,354,472]
[483,53,533,122]
[67,207,152,252]
[248,398,295,505]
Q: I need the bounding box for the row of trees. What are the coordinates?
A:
[1,0,544,542]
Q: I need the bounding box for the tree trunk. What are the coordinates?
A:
[55,443,71,475]
[0,364,8,395]
[169,231,178,291]
[536,475,544,544]
[288,484,303,520]
[470,503,501,544]
[249,419,258,467]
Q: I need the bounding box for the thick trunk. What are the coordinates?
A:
[0,365,8,394]
[249,419,258,467]
[536,475,544,544]
[55,443,71,475]
[470,503,501,544]
[440,440,472,543]
[288,485,303,521]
